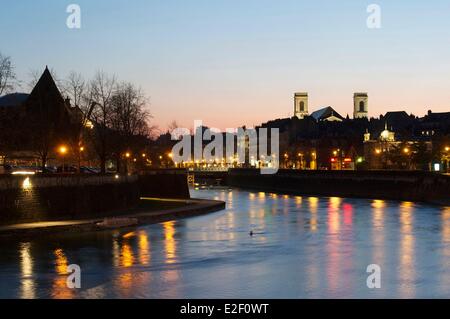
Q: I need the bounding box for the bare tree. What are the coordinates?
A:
[168,120,179,133]
[111,82,151,137]
[0,53,16,95]
[63,71,86,109]
[63,71,97,171]
[89,71,117,173]
[109,82,152,172]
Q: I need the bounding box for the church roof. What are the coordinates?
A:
[0,92,29,107]
[310,106,344,121]
[23,66,74,127]
[28,66,64,103]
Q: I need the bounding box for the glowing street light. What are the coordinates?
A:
[445,146,450,152]
[403,147,410,154]
[58,145,68,173]
[58,145,67,155]
[125,152,131,158]
[375,149,381,155]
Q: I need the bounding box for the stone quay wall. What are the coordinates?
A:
[227,169,450,206]
[0,171,190,225]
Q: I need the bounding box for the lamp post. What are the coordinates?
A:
[168,152,173,168]
[78,146,84,173]
[58,145,68,173]
[124,152,131,174]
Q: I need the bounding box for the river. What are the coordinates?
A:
[0,187,449,298]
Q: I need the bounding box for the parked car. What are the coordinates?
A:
[80,166,98,174]
[57,165,78,173]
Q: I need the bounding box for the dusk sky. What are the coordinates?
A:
[1,0,450,131]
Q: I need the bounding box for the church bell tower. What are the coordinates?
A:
[294,92,309,119]
[353,93,368,119]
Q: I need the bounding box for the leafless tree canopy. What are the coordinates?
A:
[111,82,151,137]
[0,53,17,95]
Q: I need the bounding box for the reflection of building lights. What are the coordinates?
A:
[22,177,32,190]
[163,221,176,264]
[120,242,134,268]
[20,243,35,299]
[54,248,68,275]
[138,231,150,265]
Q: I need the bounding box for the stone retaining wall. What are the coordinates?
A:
[228,169,450,206]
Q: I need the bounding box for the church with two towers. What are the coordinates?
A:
[293,92,369,121]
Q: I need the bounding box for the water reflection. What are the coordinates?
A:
[20,242,35,299]
[398,202,415,298]
[163,221,177,264]
[371,200,386,268]
[308,197,319,232]
[326,197,341,293]
[52,248,74,299]
[138,231,150,266]
[3,189,450,298]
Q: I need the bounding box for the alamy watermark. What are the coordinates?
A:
[171,120,279,174]
[367,4,381,29]
[366,264,381,289]
[66,264,81,289]
[66,4,81,29]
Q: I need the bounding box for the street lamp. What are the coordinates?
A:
[59,145,67,155]
[58,145,68,172]
[78,146,85,173]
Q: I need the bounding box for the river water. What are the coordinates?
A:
[0,187,449,298]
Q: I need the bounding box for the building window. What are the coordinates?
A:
[359,101,365,112]
[300,101,305,112]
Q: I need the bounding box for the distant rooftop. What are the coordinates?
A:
[311,106,344,121]
[294,92,308,96]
